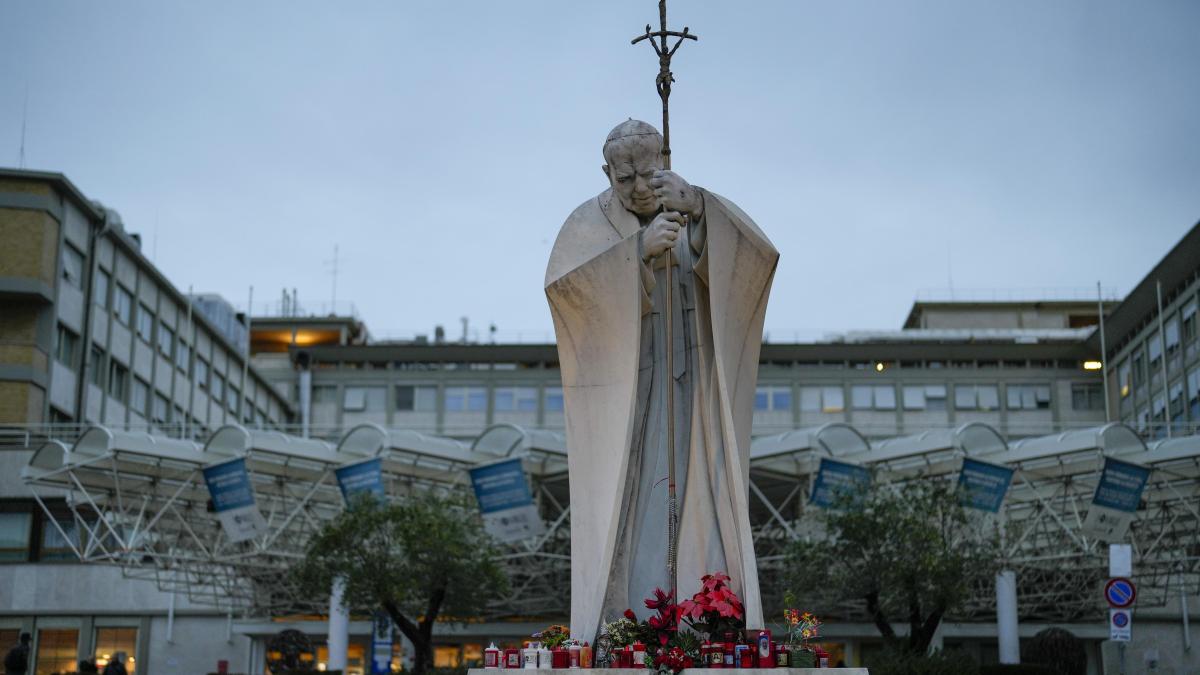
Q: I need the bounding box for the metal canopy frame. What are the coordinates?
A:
[22,422,1200,624]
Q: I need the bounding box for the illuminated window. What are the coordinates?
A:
[35,628,79,675]
[434,645,462,668]
[1118,360,1131,398]
[94,627,138,674]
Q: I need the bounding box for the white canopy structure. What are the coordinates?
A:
[21,421,1200,623]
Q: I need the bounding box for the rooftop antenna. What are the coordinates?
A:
[18,84,29,169]
[324,244,340,314]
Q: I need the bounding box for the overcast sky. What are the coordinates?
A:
[2,1,1198,342]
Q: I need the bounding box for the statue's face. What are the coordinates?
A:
[604,139,663,218]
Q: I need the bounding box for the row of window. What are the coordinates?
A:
[752,383,1084,413]
[0,501,86,563]
[54,320,268,425]
[1128,366,1200,438]
[317,385,566,414]
[1117,293,1199,398]
[0,626,138,675]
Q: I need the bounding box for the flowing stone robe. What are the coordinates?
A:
[545,186,778,642]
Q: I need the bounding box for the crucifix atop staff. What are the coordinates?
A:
[631,0,697,172]
[546,0,777,643]
[631,0,697,613]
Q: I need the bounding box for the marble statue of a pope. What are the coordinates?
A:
[545,119,779,642]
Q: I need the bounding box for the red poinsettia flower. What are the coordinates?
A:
[624,608,638,622]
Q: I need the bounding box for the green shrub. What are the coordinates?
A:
[1022,627,1087,675]
[864,647,980,675]
[980,665,1057,675]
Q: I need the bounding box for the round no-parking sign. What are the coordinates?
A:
[1105,577,1137,608]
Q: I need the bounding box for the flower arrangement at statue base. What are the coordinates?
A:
[598,572,768,673]
[781,597,827,669]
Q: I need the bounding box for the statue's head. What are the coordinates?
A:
[602,119,663,218]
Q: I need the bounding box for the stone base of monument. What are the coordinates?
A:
[463,662,868,667]
[468,670,868,675]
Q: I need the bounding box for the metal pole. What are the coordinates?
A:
[241,286,253,423]
[1098,282,1112,423]
[1156,281,1171,438]
[185,285,194,440]
[328,577,350,671]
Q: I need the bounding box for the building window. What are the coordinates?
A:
[195,357,209,390]
[94,627,139,674]
[851,385,895,410]
[36,628,80,675]
[901,384,947,411]
[55,324,80,370]
[343,386,385,412]
[494,386,538,412]
[755,386,792,412]
[153,393,170,425]
[1152,394,1167,438]
[955,384,1000,411]
[212,373,225,403]
[445,386,487,412]
[89,347,104,387]
[61,244,85,289]
[1007,384,1051,410]
[108,361,129,401]
[544,387,564,412]
[0,511,32,561]
[93,268,110,307]
[157,321,174,358]
[1071,383,1105,411]
[1118,360,1131,398]
[1132,351,1145,388]
[114,285,134,326]
[1166,317,1181,356]
[798,386,844,413]
[40,517,80,560]
[136,303,154,342]
[227,386,240,414]
[1184,299,1198,345]
[395,385,438,412]
[1188,367,1200,420]
[131,378,150,416]
[175,338,190,372]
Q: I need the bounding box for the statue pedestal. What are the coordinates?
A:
[463,662,868,667]
[469,670,868,675]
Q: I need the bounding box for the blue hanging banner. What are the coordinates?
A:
[1083,457,1152,542]
[202,457,267,543]
[957,458,1015,512]
[468,458,545,543]
[335,458,385,503]
[809,457,871,508]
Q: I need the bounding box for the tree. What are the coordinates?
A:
[786,478,1001,654]
[292,493,509,675]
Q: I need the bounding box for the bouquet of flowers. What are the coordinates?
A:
[652,646,694,674]
[532,624,571,649]
[643,587,678,647]
[783,609,821,648]
[677,572,745,639]
[602,611,643,648]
